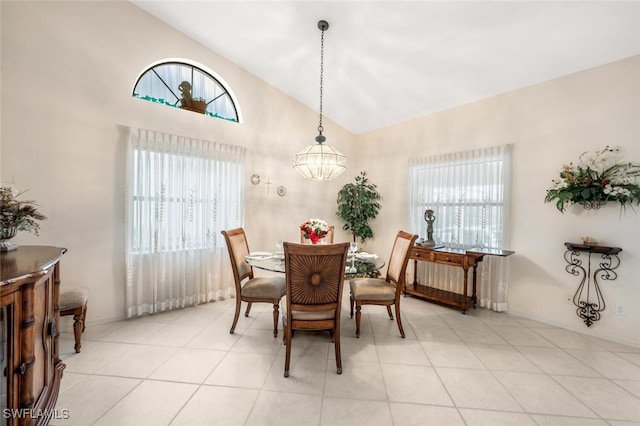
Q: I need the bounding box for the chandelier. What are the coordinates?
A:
[293,20,347,180]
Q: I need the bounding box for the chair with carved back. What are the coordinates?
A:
[282,241,349,377]
[349,231,418,338]
[300,225,334,244]
[221,228,286,337]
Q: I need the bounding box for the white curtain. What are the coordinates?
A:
[408,145,512,311]
[125,128,245,317]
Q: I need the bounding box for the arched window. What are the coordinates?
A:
[132,60,239,123]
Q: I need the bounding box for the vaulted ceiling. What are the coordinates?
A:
[132,1,640,134]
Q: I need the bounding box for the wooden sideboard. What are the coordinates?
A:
[1,246,67,426]
[405,245,514,313]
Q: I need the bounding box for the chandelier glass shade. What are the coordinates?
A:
[293,140,347,180]
[293,19,347,181]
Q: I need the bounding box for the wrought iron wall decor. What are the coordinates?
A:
[563,242,622,327]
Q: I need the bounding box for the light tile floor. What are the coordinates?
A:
[52,294,640,426]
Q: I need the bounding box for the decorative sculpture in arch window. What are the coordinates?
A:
[132,61,239,122]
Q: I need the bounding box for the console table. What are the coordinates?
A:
[564,242,622,327]
[406,245,514,313]
[1,246,67,425]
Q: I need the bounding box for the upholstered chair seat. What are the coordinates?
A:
[281,298,335,321]
[241,277,285,299]
[349,279,395,301]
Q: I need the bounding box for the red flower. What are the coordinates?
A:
[300,218,329,242]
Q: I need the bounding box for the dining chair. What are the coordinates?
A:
[300,225,334,244]
[221,228,286,337]
[282,241,349,377]
[349,231,418,338]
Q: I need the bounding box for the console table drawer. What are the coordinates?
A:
[431,251,465,266]
[411,249,464,266]
[410,249,434,261]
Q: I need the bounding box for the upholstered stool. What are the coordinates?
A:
[59,288,89,353]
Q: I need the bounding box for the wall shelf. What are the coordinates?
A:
[564,242,622,327]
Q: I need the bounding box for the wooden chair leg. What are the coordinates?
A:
[244,302,252,317]
[395,301,405,338]
[284,323,292,378]
[355,303,362,338]
[230,298,241,334]
[386,305,394,320]
[350,294,354,318]
[334,327,342,375]
[272,302,279,337]
[282,317,287,345]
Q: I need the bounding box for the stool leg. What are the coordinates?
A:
[82,304,87,332]
[73,307,84,353]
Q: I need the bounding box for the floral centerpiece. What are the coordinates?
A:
[544,146,640,213]
[300,218,329,243]
[0,186,47,250]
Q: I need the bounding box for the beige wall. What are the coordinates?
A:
[358,55,640,346]
[1,1,355,324]
[2,2,638,346]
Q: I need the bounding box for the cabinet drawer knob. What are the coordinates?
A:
[16,361,33,375]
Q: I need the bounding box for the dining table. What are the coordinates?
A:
[245,250,385,278]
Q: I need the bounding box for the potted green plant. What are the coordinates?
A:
[336,171,381,243]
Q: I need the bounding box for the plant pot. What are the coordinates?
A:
[0,226,18,251]
[582,200,607,210]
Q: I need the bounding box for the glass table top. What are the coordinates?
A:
[245,252,385,277]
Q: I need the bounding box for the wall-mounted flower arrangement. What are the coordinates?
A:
[544,146,640,213]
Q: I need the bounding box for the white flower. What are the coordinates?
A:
[550,179,567,189]
[308,218,329,232]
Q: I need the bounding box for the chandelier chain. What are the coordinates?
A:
[318,27,325,134]
[292,19,346,181]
